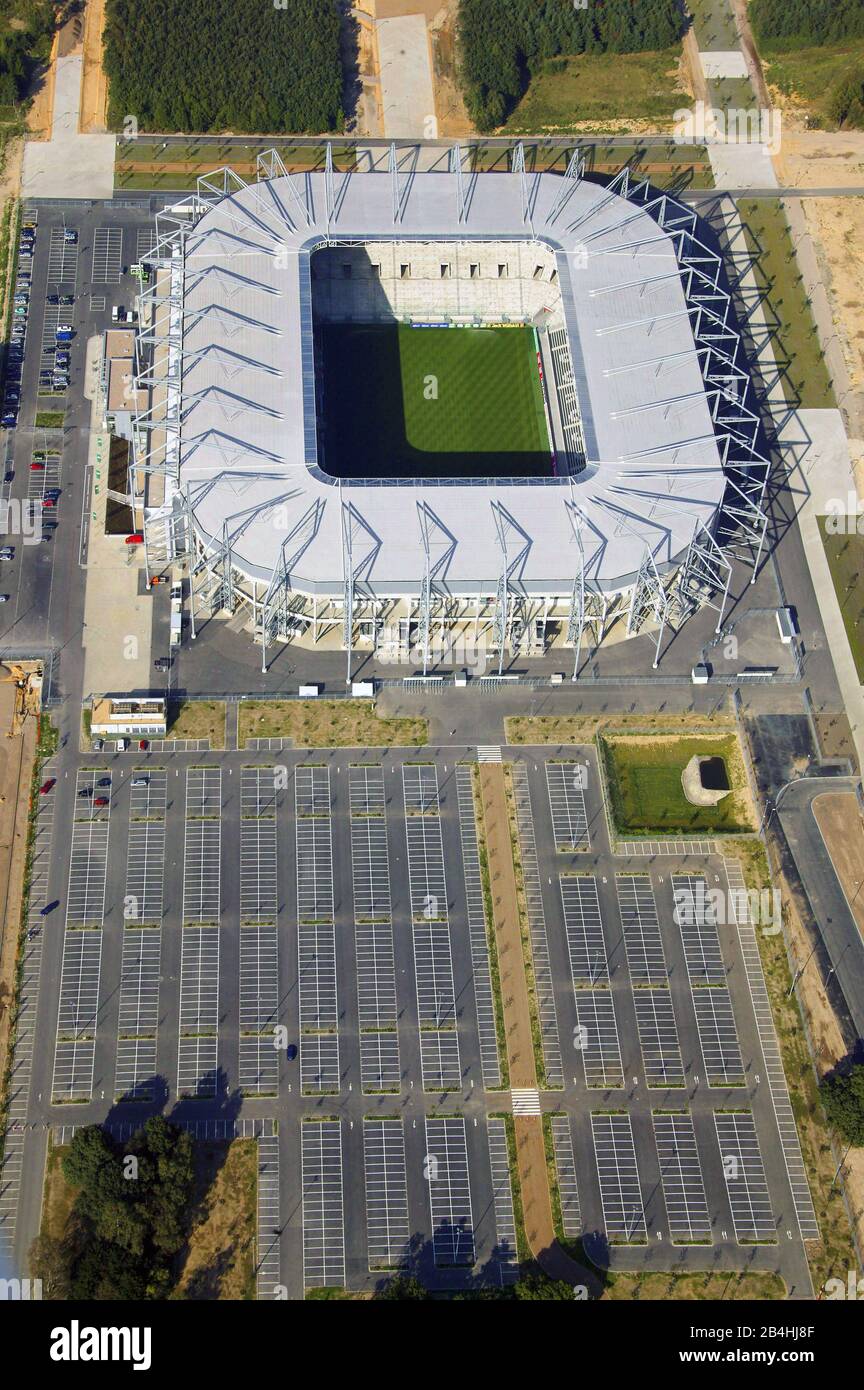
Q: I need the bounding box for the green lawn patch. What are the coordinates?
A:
[760,38,864,126]
[600,733,756,836]
[318,323,550,479]
[736,199,836,409]
[34,411,64,429]
[818,518,864,680]
[503,48,688,134]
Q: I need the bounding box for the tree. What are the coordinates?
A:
[828,69,864,129]
[374,1276,430,1300]
[821,1064,864,1146]
[750,0,864,45]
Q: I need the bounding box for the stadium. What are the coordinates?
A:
[129,148,769,676]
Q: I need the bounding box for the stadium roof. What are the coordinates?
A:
[177,166,727,595]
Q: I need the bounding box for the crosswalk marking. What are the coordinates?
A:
[511,1087,541,1115]
[477,745,502,763]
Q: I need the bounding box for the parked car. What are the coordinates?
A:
[2,413,17,427]
[4,471,14,483]
[97,777,111,787]
[0,595,9,603]
[39,779,55,794]
[131,777,149,787]
[0,546,14,558]
[77,787,92,797]
[30,462,45,471]
[138,739,149,751]
[63,228,77,244]
[94,738,104,751]
[154,657,172,670]
[46,294,59,306]
[59,295,74,307]
[93,797,109,807]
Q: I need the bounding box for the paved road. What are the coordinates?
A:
[775,776,864,1041]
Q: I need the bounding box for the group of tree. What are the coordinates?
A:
[0,0,55,106]
[30,1117,195,1299]
[750,0,864,45]
[103,0,343,134]
[821,1062,864,1146]
[376,1273,577,1300]
[457,0,683,131]
[827,68,864,128]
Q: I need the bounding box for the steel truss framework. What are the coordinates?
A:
[128,148,770,676]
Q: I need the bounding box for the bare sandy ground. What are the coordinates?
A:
[80,0,109,133]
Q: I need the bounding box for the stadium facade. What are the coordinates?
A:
[129,147,769,675]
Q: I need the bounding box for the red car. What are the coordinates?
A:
[42,498,55,508]
[29,461,45,471]
[93,796,109,807]
[138,739,148,751]
[39,778,55,794]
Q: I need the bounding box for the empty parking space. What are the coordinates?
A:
[574,990,623,1089]
[66,817,110,926]
[91,226,124,282]
[186,765,221,819]
[295,763,331,816]
[240,817,278,922]
[419,1029,462,1091]
[354,921,397,1028]
[363,1118,410,1270]
[177,1035,219,1098]
[616,874,669,985]
[487,1117,520,1282]
[136,228,158,260]
[633,989,685,1089]
[350,816,391,921]
[403,812,448,921]
[424,1117,475,1267]
[302,1120,345,1289]
[300,1034,340,1094]
[402,762,439,815]
[455,765,501,1090]
[713,1112,777,1244]
[183,820,221,922]
[239,924,279,1095]
[545,760,590,850]
[549,1115,582,1238]
[653,1112,712,1245]
[40,303,60,354]
[673,875,726,984]
[591,1112,646,1244]
[52,928,102,1102]
[177,925,219,1097]
[560,874,607,985]
[349,763,385,816]
[692,986,745,1086]
[298,923,338,1030]
[125,821,165,924]
[129,767,167,820]
[359,1031,401,1092]
[47,227,79,284]
[116,927,161,1038]
[114,1038,158,1101]
[256,1134,281,1298]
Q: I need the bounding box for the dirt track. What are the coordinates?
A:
[80,0,108,133]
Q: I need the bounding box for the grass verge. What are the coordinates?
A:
[502,47,688,134]
[172,1138,257,1300]
[600,733,757,836]
[33,410,64,428]
[736,198,836,409]
[502,763,550,1088]
[166,700,226,748]
[817,519,864,681]
[505,709,734,744]
[238,699,427,748]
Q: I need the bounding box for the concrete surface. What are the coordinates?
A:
[376,14,436,138]
[701,51,749,80]
[21,54,115,199]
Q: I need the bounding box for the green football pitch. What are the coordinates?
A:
[317,323,552,479]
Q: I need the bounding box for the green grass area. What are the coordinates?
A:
[319,324,550,480]
[687,0,740,52]
[818,518,864,680]
[503,48,688,134]
[600,734,757,836]
[34,410,64,428]
[760,38,864,126]
[736,199,836,409]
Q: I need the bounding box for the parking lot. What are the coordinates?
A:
[4,736,815,1295]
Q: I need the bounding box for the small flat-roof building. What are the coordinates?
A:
[90,697,167,737]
